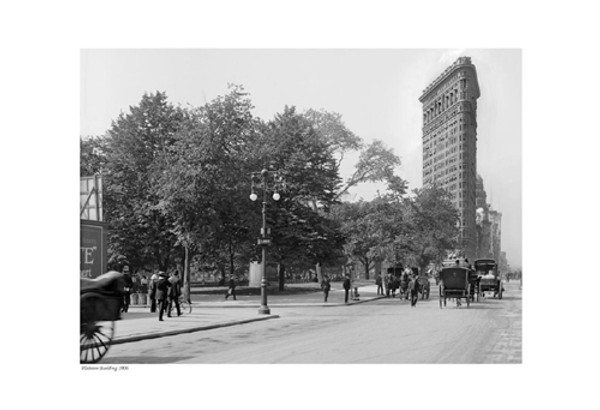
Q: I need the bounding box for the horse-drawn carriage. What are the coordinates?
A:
[475,258,503,299]
[385,266,405,299]
[438,267,471,308]
[440,259,480,302]
[80,271,125,363]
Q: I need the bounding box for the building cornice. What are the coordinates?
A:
[419,56,480,103]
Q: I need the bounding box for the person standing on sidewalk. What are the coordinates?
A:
[156,271,172,321]
[375,273,383,295]
[139,274,148,306]
[148,271,158,312]
[321,275,331,302]
[387,273,396,298]
[408,271,419,307]
[343,274,351,303]
[121,265,133,313]
[225,275,237,300]
[167,271,182,317]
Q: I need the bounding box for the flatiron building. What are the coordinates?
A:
[419,57,480,260]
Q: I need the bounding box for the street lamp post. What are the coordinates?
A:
[250,169,285,315]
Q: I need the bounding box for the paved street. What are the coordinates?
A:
[99,281,521,364]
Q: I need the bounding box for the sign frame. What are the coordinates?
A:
[80,220,108,278]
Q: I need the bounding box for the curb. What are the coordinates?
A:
[111,314,280,346]
[125,296,385,309]
[183,296,387,308]
[319,295,388,307]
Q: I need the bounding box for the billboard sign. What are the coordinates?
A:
[80,221,107,278]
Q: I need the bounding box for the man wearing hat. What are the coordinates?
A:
[167,270,182,317]
[148,271,159,312]
[121,265,133,313]
[408,270,419,307]
[342,274,351,303]
[155,271,172,321]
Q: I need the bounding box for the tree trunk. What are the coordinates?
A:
[363,256,369,280]
[229,239,235,277]
[155,245,164,272]
[374,260,382,279]
[278,263,285,291]
[183,244,190,301]
[219,266,226,285]
[316,262,323,283]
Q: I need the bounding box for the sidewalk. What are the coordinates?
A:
[111,284,386,345]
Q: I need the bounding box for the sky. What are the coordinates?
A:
[80,48,522,269]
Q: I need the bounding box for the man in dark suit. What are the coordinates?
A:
[343,274,351,303]
[408,272,419,307]
[321,275,331,302]
[168,271,182,317]
[155,272,172,321]
[225,275,237,300]
[121,265,133,313]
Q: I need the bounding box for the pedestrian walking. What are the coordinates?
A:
[408,272,419,307]
[121,265,133,313]
[388,273,397,298]
[225,275,237,300]
[140,274,149,305]
[375,274,383,295]
[381,272,391,298]
[168,270,182,317]
[343,274,351,303]
[321,275,331,302]
[155,271,172,321]
[149,271,158,312]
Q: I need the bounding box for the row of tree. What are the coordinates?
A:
[81,85,460,289]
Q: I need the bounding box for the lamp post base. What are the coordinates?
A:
[259,272,270,315]
[258,306,271,315]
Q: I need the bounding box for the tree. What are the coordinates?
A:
[333,195,409,279]
[102,91,185,271]
[80,135,107,176]
[303,108,362,167]
[253,106,345,280]
[303,108,403,202]
[336,139,402,200]
[402,186,460,274]
[152,85,263,293]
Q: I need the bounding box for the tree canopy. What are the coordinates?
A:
[80,85,458,282]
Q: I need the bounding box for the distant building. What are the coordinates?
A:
[489,209,502,262]
[499,251,509,273]
[420,57,480,260]
[476,174,487,210]
[475,174,492,259]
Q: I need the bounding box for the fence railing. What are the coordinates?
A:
[189,278,322,287]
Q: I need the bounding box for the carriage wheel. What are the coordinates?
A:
[439,287,443,308]
[498,284,503,300]
[466,295,470,308]
[80,320,115,363]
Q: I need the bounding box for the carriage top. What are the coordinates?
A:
[473,259,498,278]
[441,258,470,268]
[439,267,470,289]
